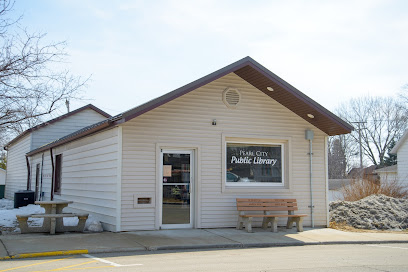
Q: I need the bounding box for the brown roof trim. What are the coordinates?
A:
[115,56,353,135]
[4,104,111,149]
[116,58,253,124]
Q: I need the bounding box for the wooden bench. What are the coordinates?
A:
[236,198,307,233]
[16,213,89,234]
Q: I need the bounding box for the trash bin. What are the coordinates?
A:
[14,190,35,208]
[0,185,4,199]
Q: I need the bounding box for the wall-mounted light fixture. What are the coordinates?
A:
[307,113,315,119]
[266,86,274,92]
[212,119,217,125]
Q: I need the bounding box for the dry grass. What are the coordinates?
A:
[340,177,408,202]
[329,221,408,234]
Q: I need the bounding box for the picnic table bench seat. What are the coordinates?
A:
[236,198,307,233]
[16,213,89,234]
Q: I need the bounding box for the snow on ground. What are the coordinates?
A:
[0,198,100,234]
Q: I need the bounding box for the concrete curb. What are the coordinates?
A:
[0,249,89,260]
[1,240,408,260]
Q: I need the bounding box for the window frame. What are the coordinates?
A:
[221,134,292,193]
[225,141,285,186]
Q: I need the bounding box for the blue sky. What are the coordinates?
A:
[11,0,408,116]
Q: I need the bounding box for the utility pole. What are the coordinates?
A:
[351,121,367,173]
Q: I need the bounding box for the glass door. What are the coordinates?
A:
[161,150,193,229]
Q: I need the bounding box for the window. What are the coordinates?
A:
[226,142,284,185]
[54,154,62,194]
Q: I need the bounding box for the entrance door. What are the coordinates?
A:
[161,150,193,229]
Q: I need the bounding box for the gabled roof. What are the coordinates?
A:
[390,130,408,154]
[114,57,353,135]
[4,104,111,149]
[27,57,353,156]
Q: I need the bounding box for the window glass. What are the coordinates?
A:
[226,143,283,184]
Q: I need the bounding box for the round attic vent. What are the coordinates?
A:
[223,88,241,108]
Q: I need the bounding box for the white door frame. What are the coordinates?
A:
[159,149,194,229]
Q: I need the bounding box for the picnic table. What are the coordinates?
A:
[16,200,88,234]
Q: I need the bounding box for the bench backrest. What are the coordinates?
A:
[236,198,299,212]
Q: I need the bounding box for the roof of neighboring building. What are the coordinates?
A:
[347,165,378,178]
[27,56,354,156]
[4,104,111,149]
[373,164,397,174]
[390,130,408,154]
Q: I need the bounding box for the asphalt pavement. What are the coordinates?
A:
[1,227,408,260]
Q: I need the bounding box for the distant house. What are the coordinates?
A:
[3,104,111,200]
[347,165,379,181]
[373,165,397,182]
[5,57,353,231]
[391,131,408,185]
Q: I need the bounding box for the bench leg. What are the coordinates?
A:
[262,218,269,229]
[296,217,304,232]
[244,217,253,233]
[270,217,278,232]
[286,217,295,229]
[16,217,30,234]
[77,216,87,232]
[262,211,271,229]
[237,217,244,230]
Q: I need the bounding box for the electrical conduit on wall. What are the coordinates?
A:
[305,130,314,228]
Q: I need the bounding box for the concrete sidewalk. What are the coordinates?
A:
[1,228,408,260]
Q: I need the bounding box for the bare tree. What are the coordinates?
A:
[336,96,408,167]
[328,134,358,178]
[0,0,87,143]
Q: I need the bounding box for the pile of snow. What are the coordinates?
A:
[330,194,408,230]
[0,198,103,234]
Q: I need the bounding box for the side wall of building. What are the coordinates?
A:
[397,139,408,185]
[31,109,108,150]
[29,127,120,231]
[120,72,328,231]
[5,134,32,200]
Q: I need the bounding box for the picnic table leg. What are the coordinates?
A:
[50,217,56,235]
[55,204,69,231]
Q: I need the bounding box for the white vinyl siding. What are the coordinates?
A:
[5,134,32,200]
[29,128,119,231]
[31,109,108,150]
[121,72,328,230]
[397,140,408,185]
[30,152,53,201]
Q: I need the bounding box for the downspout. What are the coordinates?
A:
[25,156,31,190]
[305,130,315,228]
[50,148,55,201]
[40,153,44,200]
